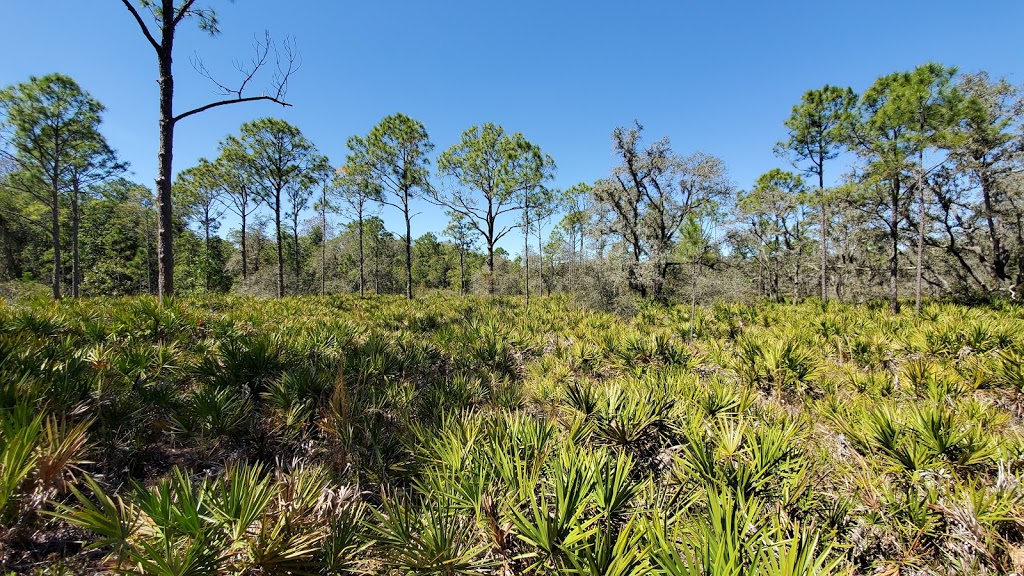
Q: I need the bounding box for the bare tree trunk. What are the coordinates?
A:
[293,213,301,293]
[792,261,799,305]
[50,176,62,300]
[578,232,585,293]
[275,192,284,298]
[820,202,828,301]
[756,255,763,299]
[890,183,901,314]
[204,210,211,292]
[523,211,530,306]
[538,222,548,296]
[980,173,1007,284]
[144,213,153,294]
[794,240,804,304]
[548,257,555,296]
[0,218,21,281]
[459,247,466,296]
[915,151,925,314]
[836,260,844,302]
[819,169,827,302]
[689,259,698,341]
[358,212,365,297]
[404,207,412,300]
[771,241,780,302]
[568,229,576,293]
[487,245,495,295]
[373,240,379,294]
[155,11,176,301]
[240,210,248,280]
[71,183,80,297]
[252,230,261,274]
[321,220,326,297]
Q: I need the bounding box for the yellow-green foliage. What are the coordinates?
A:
[2,294,1024,574]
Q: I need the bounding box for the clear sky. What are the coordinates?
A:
[2,1,1022,251]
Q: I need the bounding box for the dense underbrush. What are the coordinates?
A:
[2,294,1024,575]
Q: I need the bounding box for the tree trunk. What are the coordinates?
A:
[487,245,495,295]
[548,258,555,296]
[404,206,412,300]
[654,262,669,301]
[914,106,927,314]
[915,157,926,314]
[890,182,901,314]
[485,201,497,296]
[792,260,799,305]
[578,231,585,293]
[836,260,845,302]
[71,183,80,297]
[240,212,248,280]
[689,259,698,341]
[156,19,176,301]
[793,238,803,303]
[358,212,365,297]
[537,221,548,296]
[1015,212,1024,299]
[275,192,284,298]
[144,209,154,294]
[0,218,21,281]
[756,255,763,299]
[568,229,576,293]
[204,211,211,292]
[321,215,326,297]
[50,175,62,300]
[818,169,827,301]
[980,171,1007,283]
[523,212,530,306]
[252,231,261,274]
[293,214,301,293]
[459,247,465,296]
[771,240,780,302]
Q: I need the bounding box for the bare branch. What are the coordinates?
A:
[172,0,199,27]
[493,225,518,244]
[271,36,301,102]
[191,32,272,98]
[119,0,161,53]
[190,54,226,96]
[174,95,292,124]
[176,32,298,123]
[238,34,272,96]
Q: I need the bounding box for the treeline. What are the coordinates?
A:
[1,64,1022,309]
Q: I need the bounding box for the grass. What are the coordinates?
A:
[0,293,1023,574]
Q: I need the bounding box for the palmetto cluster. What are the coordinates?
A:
[1,294,1024,574]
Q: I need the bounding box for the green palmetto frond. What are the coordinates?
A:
[371,492,494,575]
[50,474,140,564]
[0,405,42,523]
[511,448,600,572]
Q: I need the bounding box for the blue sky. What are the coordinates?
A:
[2,1,1022,252]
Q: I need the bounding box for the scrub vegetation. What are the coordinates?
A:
[1,294,1024,575]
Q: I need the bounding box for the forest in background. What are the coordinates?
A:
[2,62,1022,312]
